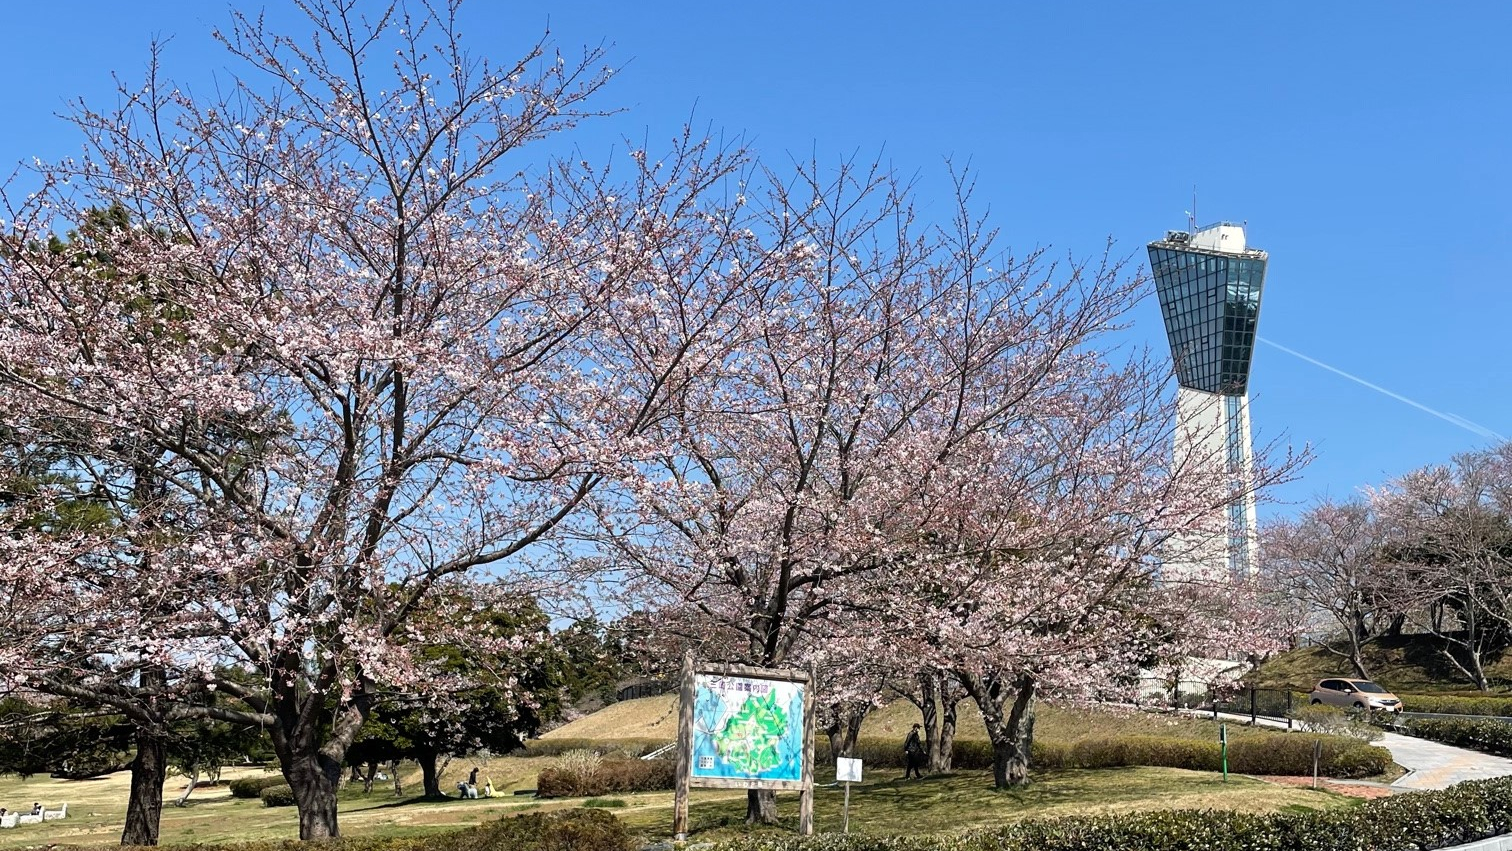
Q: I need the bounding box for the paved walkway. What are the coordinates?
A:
[1203,711,1512,791]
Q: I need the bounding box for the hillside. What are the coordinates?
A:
[540,693,1283,745]
[1252,635,1512,694]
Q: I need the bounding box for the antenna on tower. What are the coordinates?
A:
[1190,186,1198,233]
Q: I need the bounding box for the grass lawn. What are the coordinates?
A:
[0,758,572,849]
[613,765,1359,842]
[0,760,1362,848]
[0,699,1375,848]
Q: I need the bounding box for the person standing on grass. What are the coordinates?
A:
[903,723,925,779]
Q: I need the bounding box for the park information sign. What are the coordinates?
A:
[673,657,814,838]
[691,673,805,782]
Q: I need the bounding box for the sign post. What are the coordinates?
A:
[836,758,862,834]
[673,653,695,839]
[1219,722,1228,782]
[674,659,814,838]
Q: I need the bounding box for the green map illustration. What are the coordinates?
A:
[690,674,805,782]
[715,690,788,775]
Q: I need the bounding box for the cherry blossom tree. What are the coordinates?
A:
[0,0,765,839]
[1371,445,1512,691]
[1260,498,1393,679]
[573,158,1290,804]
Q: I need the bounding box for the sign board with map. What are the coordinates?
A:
[673,657,814,837]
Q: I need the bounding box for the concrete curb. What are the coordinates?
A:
[1440,835,1512,851]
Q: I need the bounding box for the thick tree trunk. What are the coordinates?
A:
[745,789,779,824]
[960,671,1036,789]
[121,732,168,845]
[391,760,403,797]
[419,750,443,798]
[283,754,343,840]
[268,680,374,838]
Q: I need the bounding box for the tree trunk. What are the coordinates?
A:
[935,685,961,774]
[824,700,867,759]
[960,671,1036,789]
[121,732,168,845]
[918,671,940,770]
[362,760,378,794]
[174,767,200,808]
[283,754,343,840]
[391,760,403,797]
[745,789,779,824]
[419,750,444,798]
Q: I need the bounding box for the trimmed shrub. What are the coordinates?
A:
[1290,703,1381,741]
[819,732,1385,778]
[536,758,676,798]
[1402,693,1512,717]
[705,775,1512,851]
[228,774,288,798]
[259,784,296,807]
[523,737,666,758]
[1069,736,1220,771]
[1405,716,1512,757]
[111,808,632,851]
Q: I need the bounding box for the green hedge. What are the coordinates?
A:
[1405,716,1512,757]
[536,759,677,798]
[259,784,296,807]
[820,733,1388,778]
[1402,693,1512,717]
[532,731,1387,797]
[110,809,632,851]
[708,775,1512,850]
[228,775,288,798]
[522,738,666,758]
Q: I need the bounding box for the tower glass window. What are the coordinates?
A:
[1148,244,1266,395]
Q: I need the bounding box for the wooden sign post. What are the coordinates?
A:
[673,656,814,839]
[836,757,862,833]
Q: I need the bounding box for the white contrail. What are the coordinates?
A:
[1258,337,1506,442]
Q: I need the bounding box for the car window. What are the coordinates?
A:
[1352,681,1388,694]
[1320,680,1342,691]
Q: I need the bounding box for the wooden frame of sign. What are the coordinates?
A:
[673,654,815,839]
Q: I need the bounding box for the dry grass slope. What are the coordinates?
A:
[542,694,1286,745]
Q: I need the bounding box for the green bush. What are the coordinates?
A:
[536,758,676,798]
[706,775,1512,850]
[1405,716,1512,757]
[228,774,288,798]
[1069,736,1220,771]
[818,730,1385,777]
[110,808,632,851]
[1402,693,1512,717]
[522,737,666,758]
[259,784,296,807]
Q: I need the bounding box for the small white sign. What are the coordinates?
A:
[836,757,863,782]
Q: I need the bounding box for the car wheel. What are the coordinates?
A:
[1310,699,1321,705]
[1353,702,1364,710]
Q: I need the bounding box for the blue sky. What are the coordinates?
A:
[3,1,1508,517]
